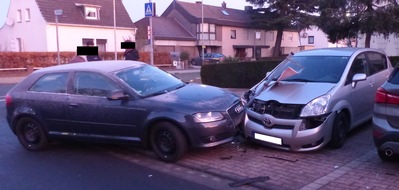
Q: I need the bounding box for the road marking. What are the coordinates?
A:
[300,149,376,190]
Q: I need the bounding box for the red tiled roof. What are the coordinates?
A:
[162,1,252,28]
[135,17,196,41]
[35,0,134,28]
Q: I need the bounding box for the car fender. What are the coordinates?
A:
[329,99,353,128]
[10,106,41,132]
[139,111,191,147]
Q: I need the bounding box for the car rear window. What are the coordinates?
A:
[29,73,68,93]
[389,67,399,84]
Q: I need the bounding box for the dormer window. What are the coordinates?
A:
[85,7,98,19]
[76,3,101,20]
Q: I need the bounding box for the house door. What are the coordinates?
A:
[235,48,246,61]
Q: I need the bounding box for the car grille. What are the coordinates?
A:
[248,115,294,129]
[227,101,244,121]
[251,99,304,119]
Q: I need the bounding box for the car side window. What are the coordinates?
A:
[73,72,119,97]
[29,73,68,93]
[366,52,387,76]
[346,54,366,85]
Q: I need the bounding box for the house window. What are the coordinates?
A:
[197,23,216,40]
[255,31,261,40]
[16,38,23,52]
[221,10,230,15]
[85,7,99,20]
[209,24,215,33]
[231,30,236,39]
[288,33,293,42]
[25,8,31,22]
[96,39,107,54]
[308,36,315,44]
[17,10,22,22]
[268,31,274,41]
[244,29,249,40]
[82,38,94,46]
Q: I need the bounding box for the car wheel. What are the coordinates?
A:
[329,112,349,148]
[15,117,48,151]
[150,122,188,162]
[191,60,197,66]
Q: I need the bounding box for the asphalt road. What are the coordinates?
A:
[0,81,237,190]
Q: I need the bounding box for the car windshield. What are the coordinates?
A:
[116,65,185,96]
[272,56,349,83]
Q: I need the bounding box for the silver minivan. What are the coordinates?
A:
[242,48,393,151]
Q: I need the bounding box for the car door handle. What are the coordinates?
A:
[369,77,375,87]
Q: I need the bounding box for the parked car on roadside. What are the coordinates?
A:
[5,61,245,162]
[242,48,393,151]
[373,64,399,161]
[191,53,226,66]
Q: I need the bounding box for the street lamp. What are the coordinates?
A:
[201,0,204,62]
[54,9,62,65]
[113,0,117,60]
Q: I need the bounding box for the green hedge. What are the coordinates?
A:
[0,51,173,68]
[201,60,281,88]
[201,56,399,88]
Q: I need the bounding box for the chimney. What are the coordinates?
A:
[244,6,253,12]
[222,1,226,9]
[195,1,202,4]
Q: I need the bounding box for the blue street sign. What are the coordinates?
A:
[145,3,155,17]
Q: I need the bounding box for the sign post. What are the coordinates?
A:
[54,9,63,65]
[145,2,155,65]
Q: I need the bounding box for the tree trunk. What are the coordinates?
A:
[273,29,284,57]
[364,32,372,48]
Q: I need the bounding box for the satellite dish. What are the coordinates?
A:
[5,18,14,26]
[300,32,308,38]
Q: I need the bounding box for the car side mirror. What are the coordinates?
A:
[351,73,367,88]
[107,90,129,100]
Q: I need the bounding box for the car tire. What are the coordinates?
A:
[15,117,48,151]
[329,112,349,148]
[150,122,188,162]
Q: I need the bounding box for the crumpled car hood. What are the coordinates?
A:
[150,83,239,111]
[255,81,335,104]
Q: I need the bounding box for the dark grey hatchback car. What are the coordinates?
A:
[5,61,244,162]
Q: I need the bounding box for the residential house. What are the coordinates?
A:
[357,33,399,56]
[135,16,197,59]
[299,26,399,56]
[135,0,301,60]
[0,0,136,54]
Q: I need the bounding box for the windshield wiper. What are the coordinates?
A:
[145,90,168,97]
[283,78,313,82]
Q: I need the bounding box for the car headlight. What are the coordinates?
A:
[193,112,224,123]
[300,94,330,117]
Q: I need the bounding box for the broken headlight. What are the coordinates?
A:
[300,94,330,117]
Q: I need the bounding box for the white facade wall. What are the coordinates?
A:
[357,34,399,56]
[219,26,303,57]
[0,0,48,51]
[299,27,339,49]
[0,0,136,53]
[45,24,135,52]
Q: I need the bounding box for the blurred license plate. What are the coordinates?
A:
[254,133,282,145]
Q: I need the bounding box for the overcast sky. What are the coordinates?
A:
[0,0,255,27]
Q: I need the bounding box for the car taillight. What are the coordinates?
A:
[5,94,12,107]
[375,87,399,104]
